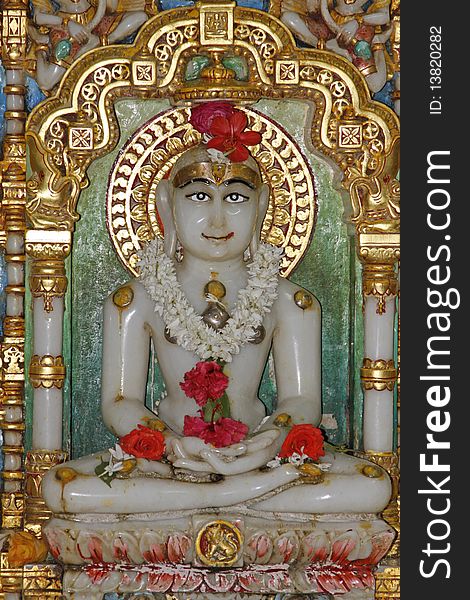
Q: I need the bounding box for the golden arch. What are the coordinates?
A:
[26,1,399,245]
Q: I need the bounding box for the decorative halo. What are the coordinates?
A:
[107,106,317,277]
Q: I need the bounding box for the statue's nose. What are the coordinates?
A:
[210,196,226,228]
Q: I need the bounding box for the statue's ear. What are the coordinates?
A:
[156,179,177,258]
[250,183,270,256]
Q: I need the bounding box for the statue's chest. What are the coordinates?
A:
[146,309,276,393]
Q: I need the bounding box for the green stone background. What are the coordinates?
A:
[25,98,365,457]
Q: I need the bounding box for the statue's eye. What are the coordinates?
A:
[186,191,211,202]
[224,192,249,203]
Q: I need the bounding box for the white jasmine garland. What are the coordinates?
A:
[138,238,282,362]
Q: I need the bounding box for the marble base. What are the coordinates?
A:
[48,511,393,598]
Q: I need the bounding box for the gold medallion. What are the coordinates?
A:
[195,519,243,567]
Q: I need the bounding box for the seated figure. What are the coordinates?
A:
[43,104,391,519]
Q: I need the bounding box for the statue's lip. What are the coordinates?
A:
[202,232,234,241]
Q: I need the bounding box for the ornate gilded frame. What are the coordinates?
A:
[0,1,399,597]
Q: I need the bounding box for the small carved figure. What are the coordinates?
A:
[29,0,148,91]
[280,0,393,93]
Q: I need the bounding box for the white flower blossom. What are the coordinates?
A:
[138,239,282,362]
[104,459,124,476]
[288,452,307,466]
[109,443,133,462]
[207,148,230,164]
[266,456,282,469]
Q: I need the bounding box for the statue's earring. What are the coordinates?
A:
[175,239,184,262]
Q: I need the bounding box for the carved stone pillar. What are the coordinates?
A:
[25,231,71,452]
[358,234,400,569]
[359,235,399,453]
[0,4,28,598]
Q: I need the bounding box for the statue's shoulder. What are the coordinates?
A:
[276,277,321,315]
[105,279,153,312]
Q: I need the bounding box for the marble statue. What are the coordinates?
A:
[42,103,391,520]
[29,0,148,91]
[280,0,392,94]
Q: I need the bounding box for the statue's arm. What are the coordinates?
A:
[362,7,390,27]
[270,280,322,427]
[101,282,157,437]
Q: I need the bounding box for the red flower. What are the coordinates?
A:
[279,424,325,461]
[207,110,262,162]
[183,415,248,448]
[119,425,165,460]
[190,101,235,134]
[180,361,229,407]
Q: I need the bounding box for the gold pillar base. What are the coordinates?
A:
[23,563,63,599]
[0,552,23,594]
[375,566,400,600]
[25,450,69,537]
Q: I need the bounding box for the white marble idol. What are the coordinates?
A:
[42,105,391,519]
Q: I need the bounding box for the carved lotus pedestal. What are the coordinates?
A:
[45,511,394,599]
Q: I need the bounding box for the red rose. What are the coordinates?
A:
[279,424,325,461]
[183,415,248,448]
[190,102,235,134]
[119,425,165,460]
[207,110,262,162]
[180,361,229,406]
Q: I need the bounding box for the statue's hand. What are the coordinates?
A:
[169,430,281,475]
[68,21,90,44]
[336,19,360,47]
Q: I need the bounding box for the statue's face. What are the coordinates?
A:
[171,167,262,261]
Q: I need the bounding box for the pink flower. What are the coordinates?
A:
[190,102,235,134]
[180,361,229,406]
[183,415,248,448]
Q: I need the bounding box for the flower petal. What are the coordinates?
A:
[240,130,262,146]
[229,144,249,162]
[230,110,248,136]
[209,116,231,137]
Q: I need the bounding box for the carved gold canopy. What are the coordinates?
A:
[25,0,400,267]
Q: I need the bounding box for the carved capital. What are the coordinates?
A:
[29,355,66,389]
[1,7,27,69]
[362,262,399,316]
[26,231,71,312]
[361,358,397,392]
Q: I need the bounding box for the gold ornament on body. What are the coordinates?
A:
[298,463,324,483]
[113,286,134,308]
[294,290,313,310]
